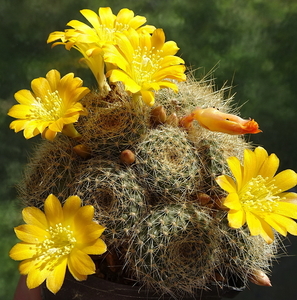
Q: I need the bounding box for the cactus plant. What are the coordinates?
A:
[9,6,297,300]
[15,76,277,298]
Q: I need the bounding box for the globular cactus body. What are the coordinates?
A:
[19,77,277,298]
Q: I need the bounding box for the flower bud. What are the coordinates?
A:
[151,105,167,125]
[120,149,136,165]
[249,269,272,287]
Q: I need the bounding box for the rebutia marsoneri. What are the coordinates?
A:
[18,76,277,298]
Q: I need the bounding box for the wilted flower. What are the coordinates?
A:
[8,69,89,141]
[216,146,297,243]
[9,194,107,294]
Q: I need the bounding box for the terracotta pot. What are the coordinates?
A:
[42,273,245,300]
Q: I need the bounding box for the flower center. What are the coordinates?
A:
[31,90,63,121]
[97,23,129,45]
[240,175,280,212]
[35,223,76,270]
[131,46,163,85]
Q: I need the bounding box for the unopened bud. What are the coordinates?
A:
[151,106,167,125]
[249,270,272,287]
[120,149,136,165]
[73,144,91,158]
[196,193,212,206]
[166,113,179,127]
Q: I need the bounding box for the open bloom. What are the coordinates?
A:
[8,69,89,141]
[103,28,186,106]
[47,7,155,93]
[216,146,297,243]
[9,194,107,294]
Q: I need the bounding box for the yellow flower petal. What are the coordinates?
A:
[216,175,237,194]
[69,249,96,275]
[45,69,60,92]
[141,90,155,106]
[63,195,82,223]
[158,81,179,92]
[223,193,242,210]
[9,242,37,260]
[151,28,165,50]
[8,105,32,119]
[75,223,105,244]
[98,7,116,28]
[257,218,274,244]
[44,194,63,226]
[259,153,279,179]
[116,8,134,26]
[242,148,257,184]
[265,213,297,236]
[67,259,87,281]
[22,207,48,230]
[74,205,94,225]
[228,208,246,228]
[271,169,297,193]
[13,89,36,105]
[162,41,180,56]
[31,77,52,99]
[81,238,107,255]
[274,201,297,219]
[19,258,36,275]
[14,224,48,243]
[281,192,297,204]
[254,146,268,167]
[46,257,67,294]
[226,156,242,189]
[246,211,262,236]
[108,69,141,93]
[27,265,51,290]
[129,15,147,29]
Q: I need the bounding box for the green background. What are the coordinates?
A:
[1,0,297,299]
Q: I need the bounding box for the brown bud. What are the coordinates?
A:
[73,144,91,158]
[166,113,179,127]
[249,270,272,287]
[196,193,212,206]
[151,105,167,125]
[120,149,136,165]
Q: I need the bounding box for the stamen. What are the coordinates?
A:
[31,90,63,121]
[240,175,280,212]
[132,46,163,85]
[34,223,76,269]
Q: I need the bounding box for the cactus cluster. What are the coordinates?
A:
[18,76,277,298]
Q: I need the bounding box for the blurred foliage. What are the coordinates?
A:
[1,0,297,299]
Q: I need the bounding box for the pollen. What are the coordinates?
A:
[132,46,163,85]
[31,90,63,121]
[35,223,76,268]
[240,175,279,212]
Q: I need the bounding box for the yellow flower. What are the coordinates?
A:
[9,194,107,294]
[8,69,89,141]
[47,7,155,94]
[103,28,186,106]
[216,146,297,244]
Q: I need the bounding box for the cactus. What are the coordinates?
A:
[135,126,201,202]
[18,76,278,298]
[126,203,222,295]
[217,215,277,288]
